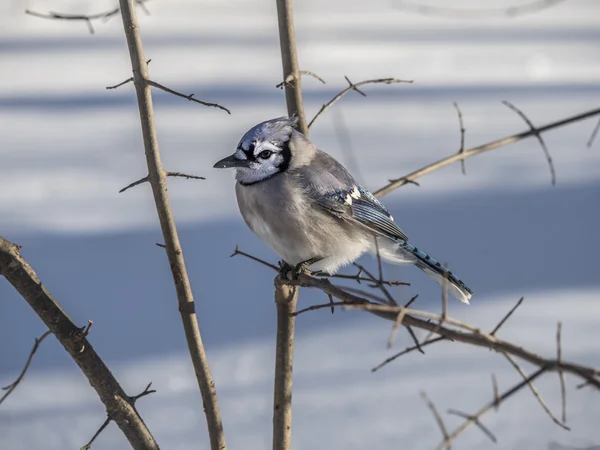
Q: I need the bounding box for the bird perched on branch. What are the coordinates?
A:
[214,116,472,304]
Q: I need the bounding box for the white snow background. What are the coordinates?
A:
[1,0,599,449]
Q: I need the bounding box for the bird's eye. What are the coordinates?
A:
[259,150,273,159]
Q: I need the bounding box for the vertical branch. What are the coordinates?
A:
[272,278,299,450]
[273,1,305,449]
[276,0,308,135]
[117,2,226,449]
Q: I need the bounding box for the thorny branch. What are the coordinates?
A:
[230,246,409,286]
[502,100,556,185]
[0,330,52,406]
[421,392,451,448]
[0,236,158,449]
[25,0,150,34]
[307,77,413,129]
[373,106,600,198]
[392,0,568,19]
[119,172,205,193]
[107,77,231,114]
[81,383,157,450]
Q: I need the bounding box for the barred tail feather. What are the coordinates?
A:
[377,240,473,304]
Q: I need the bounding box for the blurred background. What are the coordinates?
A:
[1,0,599,449]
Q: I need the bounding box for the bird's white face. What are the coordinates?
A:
[213,118,295,185]
[231,139,291,185]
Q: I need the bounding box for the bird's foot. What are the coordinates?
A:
[279,257,322,281]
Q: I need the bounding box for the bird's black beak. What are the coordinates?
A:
[213,154,250,169]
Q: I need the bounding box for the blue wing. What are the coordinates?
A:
[297,150,408,242]
[325,185,409,242]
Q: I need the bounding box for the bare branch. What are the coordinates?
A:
[25,0,150,34]
[421,392,451,449]
[0,236,158,449]
[587,117,600,148]
[107,77,230,114]
[502,100,556,185]
[393,0,568,20]
[452,102,467,175]
[292,299,366,317]
[557,322,567,425]
[438,367,546,450]
[374,107,600,198]
[502,353,569,430]
[308,77,413,129]
[447,409,497,443]
[372,337,443,372]
[276,70,326,89]
[276,0,308,135]
[1,330,51,406]
[230,246,280,271]
[106,77,134,90]
[81,417,111,450]
[119,171,205,193]
[116,1,226,449]
[491,297,524,336]
[491,374,500,412]
[146,80,231,113]
[231,246,409,286]
[272,277,299,450]
[290,273,600,389]
[81,383,156,450]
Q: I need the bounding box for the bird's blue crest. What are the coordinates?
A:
[238,116,299,150]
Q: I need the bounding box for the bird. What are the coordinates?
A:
[214,116,472,304]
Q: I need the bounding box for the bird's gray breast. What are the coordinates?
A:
[235,175,316,265]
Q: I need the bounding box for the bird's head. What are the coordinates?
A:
[214,116,314,185]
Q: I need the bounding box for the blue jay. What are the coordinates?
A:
[214,116,472,303]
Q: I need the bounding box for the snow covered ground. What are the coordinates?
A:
[1,0,599,449]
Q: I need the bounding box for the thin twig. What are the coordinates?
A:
[25,0,150,34]
[80,382,156,450]
[421,392,451,450]
[438,367,546,450]
[107,77,230,114]
[447,409,497,443]
[80,417,111,450]
[491,297,524,336]
[292,300,366,317]
[308,77,413,129]
[374,107,600,198]
[372,337,443,372]
[276,70,326,88]
[502,353,569,430]
[452,102,467,175]
[557,322,567,425]
[387,307,407,349]
[119,171,205,193]
[587,117,600,148]
[117,1,226,449]
[146,80,230,113]
[231,246,408,286]
[491,374,500,411]
[502,100,556,185]
[393,0,568,19]
[0,330,52,406]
